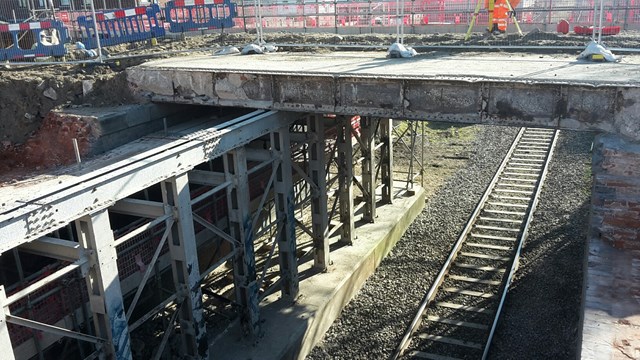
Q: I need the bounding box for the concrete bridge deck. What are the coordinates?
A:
[127,51,640,140]
[127,51,640,359]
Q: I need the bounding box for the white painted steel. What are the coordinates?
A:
[0,110,301,254]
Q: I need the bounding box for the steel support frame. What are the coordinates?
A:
[75,210,133,360]
[337,115,355,245]
[380,118,394,204]
[360,116,377,222]
[0,286,16,360]
[272,127,300,300]
[161,174,208,359]
[307,115,330,270]
[224,148,261,337]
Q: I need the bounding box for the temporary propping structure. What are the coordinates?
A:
[465,0,523,40]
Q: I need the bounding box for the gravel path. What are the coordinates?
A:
[306,127,593,360]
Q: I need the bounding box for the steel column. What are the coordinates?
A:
[361,116,376,222]
[380,118,394,204]
[308,115,329,270]
[224,148,261,337]
[337,115,355,245]
[272,127,300,299]
[75,210,132,360]
[161,173,208,359]
[0,286,16,360]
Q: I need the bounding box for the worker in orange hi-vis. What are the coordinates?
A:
[485,0,520,33]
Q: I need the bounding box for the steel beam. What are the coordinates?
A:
[0,110,301,254]
[75,210,132,360]
[188,170,226,186]
[337,116,355,245]
[361,116,377,222]
[109,198,165,218]
[19,236,83,262]
[0,286,15,360]
[6,314,105,345]
[380,118,394,204]
[224,148,260,337]
[161,174,208,359]
[307,115,329,270]
[272,127,299,299]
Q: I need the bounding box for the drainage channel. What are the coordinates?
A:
[392,127,558,360]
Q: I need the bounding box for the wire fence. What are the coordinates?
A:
[0,0,638,65]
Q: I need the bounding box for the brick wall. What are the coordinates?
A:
[591,134,640,250]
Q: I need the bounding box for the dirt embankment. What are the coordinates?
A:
[0,65,135,145]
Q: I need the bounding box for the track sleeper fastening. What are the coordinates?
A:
[417,334,483,350]
[448,274,502,285]
[483,209,526,216]
[470,233,517,241]
[493,189,534,195]
[486,201,529,208]
[442,288,498,299]
[490,195,532,201]
[475,225,520,232]
[515,150,545,158]
[508,162,542,168]
[408,351,463,360]
[455,263,506,272]
[505,166,539,172]
[478,217,522,223]
[496,183,536,188]
[500,178,537,183]
[502,172,539,177]
[466,243,511,251]
[435,302,492,314]
[425,315,490,329]
[460,252,510,261]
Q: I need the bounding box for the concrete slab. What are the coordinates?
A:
[580,239,640,360]
[127,52,640,140]
[57,104,206,156]
[210,185,425,360]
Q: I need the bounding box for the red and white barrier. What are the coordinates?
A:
[0,21,53,32]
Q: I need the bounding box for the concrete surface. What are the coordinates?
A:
[209,185,426,360]
[127,51,640,140]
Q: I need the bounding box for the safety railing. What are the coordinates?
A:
[0,20,68,61]
[76,4,165,49]
[165,0,237,33]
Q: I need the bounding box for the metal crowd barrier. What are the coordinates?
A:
[76,4,165,50]
[164,0,237,33]
[0,20,68,61]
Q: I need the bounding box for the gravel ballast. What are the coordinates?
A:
[306,126,593,359]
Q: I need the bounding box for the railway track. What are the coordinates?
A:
[392,127,558,360]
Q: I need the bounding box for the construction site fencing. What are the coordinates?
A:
[2,0,640,65]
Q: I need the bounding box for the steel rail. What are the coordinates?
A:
[391,127,526,360]
[481,129,558,359]
[392,127,557,359]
